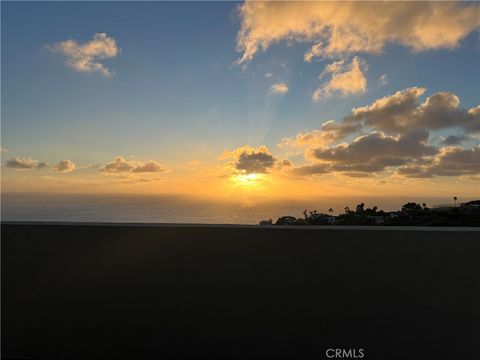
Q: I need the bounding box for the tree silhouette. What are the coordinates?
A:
[453,196,458,206]
[401,202,422,213]
[355,203,365,214]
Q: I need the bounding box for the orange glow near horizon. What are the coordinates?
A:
[231,173,265,188]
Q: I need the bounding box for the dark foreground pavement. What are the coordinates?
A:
[2,223,479,359]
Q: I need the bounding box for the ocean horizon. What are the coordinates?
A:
[1,193,470,224]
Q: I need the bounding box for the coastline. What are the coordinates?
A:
[2,221,480,231]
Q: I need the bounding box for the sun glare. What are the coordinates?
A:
[232,173,264,188]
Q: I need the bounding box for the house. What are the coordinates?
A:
[388,212,400,218]
[368,215,385,224]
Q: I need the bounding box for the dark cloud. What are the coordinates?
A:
[236,150,275,174]
[440,134,470,146]
[290,163,332,176]
[281,88,479,160]
[398,146,480,178]
[309,129,436,172]
[342,172,373,178]
[282,88,478,178]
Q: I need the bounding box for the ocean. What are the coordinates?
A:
[1,193,466,224]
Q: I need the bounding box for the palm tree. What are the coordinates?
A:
[356,203,365,214]
[328,208,334,216]
[453,196,458,206]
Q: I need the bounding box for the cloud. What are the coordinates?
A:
[132,160,167,173]
[290,163,332,176]
[276,159,293,169]
[284,87,479,178]
[440,135,471,146]
[304,42,323,63]
[264,72,273,78]
[236,1,480,65]
[270,82,289,94]
[312,129,436,162]
[1,147,8,153]
[48,33,119,77]
[53,160,76,173]
[100,156,167,174]
[313,56,367,101]
[311,87,480,140]
[378,74,388,87]
[278,125,338,152]
[306,129,437,173]
[6,157,38,169]
[398,146,480,178]
[342,172,373,178]
[221,146,276,174]
[6,157,48,170]
[344,87,426,133]
[237,151,275,174]
[348,88,479,135]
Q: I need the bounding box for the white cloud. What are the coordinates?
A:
[236,1,480,65]
[264,72,274,78]
[100,156,167,174]
[312,56,367,101]
[346,88,480,135]
[270,82,289,94]
[53,160,76,173]
[48,33,119,77]
[0,147,8,153]
[304,43,323,63]
[278,126,337,152]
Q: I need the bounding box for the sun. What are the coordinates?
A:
[231,173,265,188]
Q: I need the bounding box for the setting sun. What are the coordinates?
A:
[231,173,265,188]
[1,2,479,359]
[1,0,479,211]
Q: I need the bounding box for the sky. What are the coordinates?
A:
[1,1,479,202]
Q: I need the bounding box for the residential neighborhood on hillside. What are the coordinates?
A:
[261,199,480,227]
